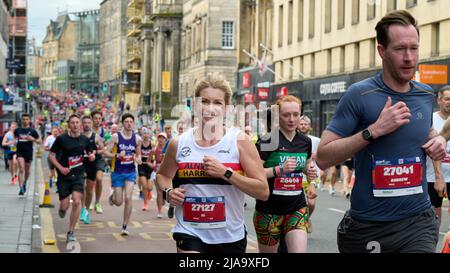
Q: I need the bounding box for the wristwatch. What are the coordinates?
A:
[162,188,172,202]
[224,168,233,180]
[362,128,375,142]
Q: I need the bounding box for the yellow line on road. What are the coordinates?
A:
[37,159,60,253]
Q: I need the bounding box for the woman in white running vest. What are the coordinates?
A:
[156,74,269,253]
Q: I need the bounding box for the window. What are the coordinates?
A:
[406,0,418,8]
[431,23,440,57]
[288,1,293,44]
[309,0,315,38]
[338,0,345,29]
[278,5,283,47]
[352,0,360,25]
[325,0,332,33]
[221,21,234,49]
[367,1,376,20]
[387,0,397,12]
[370,38,376,67]
[354,43,360,70]
[340,46,345,72]
[298,0,304,41]
[311,53,315,77]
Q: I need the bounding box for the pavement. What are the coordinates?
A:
[0,153,42,253]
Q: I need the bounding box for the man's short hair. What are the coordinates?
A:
[82,115,92,121]
[68,114,80,123]
[438,86,450,98]
[299,115,311,125]
[21,113,31,119]
[121,113,135,123]
[375,10,419,48]
[91,110,103,118]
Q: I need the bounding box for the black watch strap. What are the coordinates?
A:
[162,188,172,202]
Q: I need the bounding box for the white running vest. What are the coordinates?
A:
[172,127,246,244]
[426,112,450,182]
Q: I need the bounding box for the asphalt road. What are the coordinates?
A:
[39,157,450,253]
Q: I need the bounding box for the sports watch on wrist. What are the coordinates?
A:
[224,168,233,180]
[162,188,172,202]
[362,128,375,142]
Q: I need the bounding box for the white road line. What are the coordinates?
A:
[328,208,346,214]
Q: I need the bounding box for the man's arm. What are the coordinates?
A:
[432,160,447,198]
[317,96,411,170]
[440,117,450,141]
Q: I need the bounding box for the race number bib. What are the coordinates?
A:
[18,134,29,142]
[68,155,83,169]
[372,157,423,197]
[273,173,303,196]
[10,146,17,152]
[120,154,135,165]
[183,196,226,229]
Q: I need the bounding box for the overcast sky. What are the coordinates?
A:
[28,0,102,46]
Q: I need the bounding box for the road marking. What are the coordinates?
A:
[38,159,60,253]
[328,208,346,214]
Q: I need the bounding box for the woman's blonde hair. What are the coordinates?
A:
[194,73,232,105]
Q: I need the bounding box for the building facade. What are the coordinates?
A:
[41,13,77,91]
[146,0,182,119]
[0,0,11,87]
[99,0,128,103]
[75,9,100,94]
[270,0,450,135]
[179,0,239,107]
[8,0,27,90]
[26,37,43,88]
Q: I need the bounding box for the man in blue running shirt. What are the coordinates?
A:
[317,10,446,253]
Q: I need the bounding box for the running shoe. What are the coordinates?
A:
[329,187,335,196]
[95,203,103,214]
[66,231,77,242]
[23,184,27,193]
[80,207,88,222]
[121,229,129,236]
[139,191,143,200]
[167,206,174,218]
[18,189,24,197]
[84,212,90,224]
[157,213,163,219]
[59,209,66,218]
[142,202,149,211]
[13,175,18,185]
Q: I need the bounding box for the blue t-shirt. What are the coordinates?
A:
[327,73,434,222]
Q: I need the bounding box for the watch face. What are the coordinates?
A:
[224,170,233,178]
[363,129,371,140]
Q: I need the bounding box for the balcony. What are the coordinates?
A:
[127,25,141,37]
[127,49,142,64]
[127,0,143,8]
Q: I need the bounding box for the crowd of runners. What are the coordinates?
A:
[1,10,449,253]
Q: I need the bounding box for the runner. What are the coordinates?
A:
[317,10,445,253]
[48,114,96,242]
[152,132,167,219]
[426,86,450,226]
[104,113,142,235]
[2,122,18,185]
[297,115,321,232]
[43,127,60,187]
[156,74,268,253]
[90,110,107,214]
[80,116,104,224]
[15,113,41,196]
[254,96,317,253]
[138,127,154,211]
[167,121,189,218]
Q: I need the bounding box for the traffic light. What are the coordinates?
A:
[28,82,33,91]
